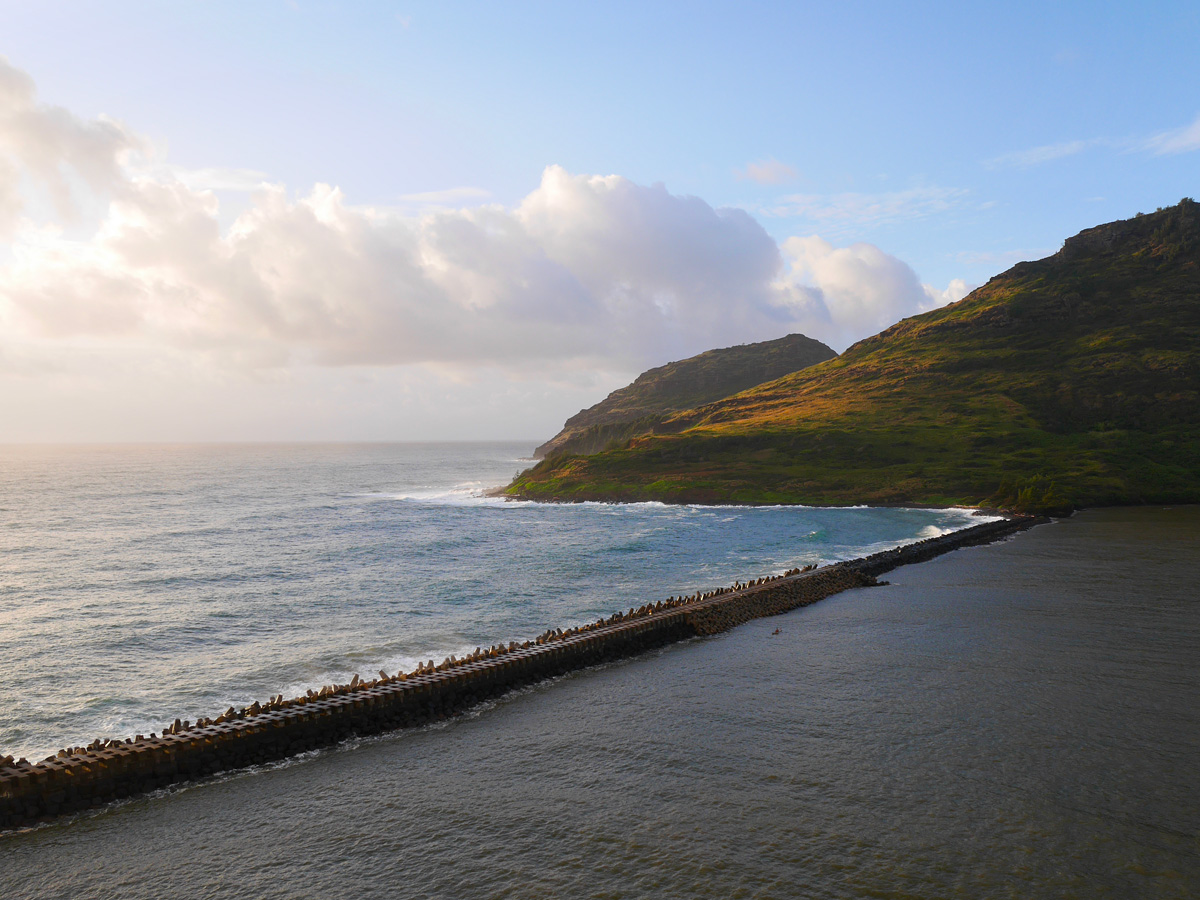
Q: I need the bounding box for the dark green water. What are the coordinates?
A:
[3,507,1197,899]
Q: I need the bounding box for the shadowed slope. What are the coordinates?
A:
[509,200,1200,512]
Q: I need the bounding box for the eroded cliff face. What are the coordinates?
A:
[534,333,837,458]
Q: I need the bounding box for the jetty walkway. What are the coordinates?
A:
[0,514,1039,831]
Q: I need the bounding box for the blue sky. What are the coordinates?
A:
[0,1,1197,441]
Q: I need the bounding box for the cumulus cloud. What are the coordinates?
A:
[924,278,973,307]
[3,167,786,366]
[3,168,961,364]
[0,56,140,235]
[1,56,963,391]
[777,237,966,346]
[736,158,798,185]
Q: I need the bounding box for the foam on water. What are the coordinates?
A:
[361,484,522,506]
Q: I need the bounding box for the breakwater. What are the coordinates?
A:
[0,514,1039,831]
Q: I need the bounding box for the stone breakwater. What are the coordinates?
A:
[0,515,1039,831]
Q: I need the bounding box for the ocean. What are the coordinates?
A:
[0,442,983,764]
[2,488,1196,898]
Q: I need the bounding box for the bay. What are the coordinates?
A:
[0,442,979,762]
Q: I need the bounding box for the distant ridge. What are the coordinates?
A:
[509,199,1200,514]
[534,333,836,458]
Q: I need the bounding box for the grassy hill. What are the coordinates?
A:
[507,200,1200,514]
[534,333,836,458]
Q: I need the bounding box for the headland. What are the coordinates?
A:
[508,200,1200,514]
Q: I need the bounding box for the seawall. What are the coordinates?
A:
[0,515,1040,831]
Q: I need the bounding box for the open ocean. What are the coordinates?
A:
[0,442,982,764]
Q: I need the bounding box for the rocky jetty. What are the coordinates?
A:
[0,515,1038,831]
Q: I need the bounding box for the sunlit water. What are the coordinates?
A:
[2,504,1196,899]
[0,442,983,762]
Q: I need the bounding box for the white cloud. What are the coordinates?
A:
[150,165,271,193]
[762,185,968,233]
[985,113,1200,170]
[923,278,972,307]
[0,58,972,438]
[2,167,791,366]
[0,56,142,236]
[736,158,798,185]
[393,185,491,213]
[2,148,948,365]
[1142,113,1200,155]
[983,139,1094,169]
[777,236,969,347]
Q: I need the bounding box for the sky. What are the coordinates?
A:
[0,0,1197,442]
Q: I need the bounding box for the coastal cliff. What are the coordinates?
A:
[508,199,1200,512]
[534,333,836,458]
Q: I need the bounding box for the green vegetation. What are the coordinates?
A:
[534,332,835,457]
[509,199,1200,514]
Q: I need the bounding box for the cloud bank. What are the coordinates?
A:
[0,55,965,441]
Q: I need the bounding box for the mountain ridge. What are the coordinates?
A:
[534,333,836,458]
[507,199,1200,513]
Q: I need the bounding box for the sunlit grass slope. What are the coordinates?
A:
[508,200,1200,513]
[534,333,836,458]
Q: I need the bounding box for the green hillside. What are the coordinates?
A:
[533,333,836,458]
[508,200,1200,514]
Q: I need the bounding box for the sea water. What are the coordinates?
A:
[0,442,983,763]
[2,504,1197,899]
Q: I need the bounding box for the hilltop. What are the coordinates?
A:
[508,200,1200,514]
[534,333,836,458]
